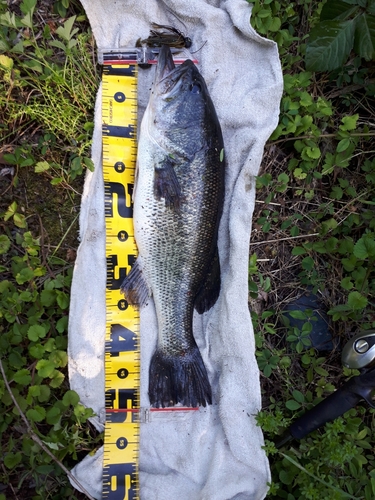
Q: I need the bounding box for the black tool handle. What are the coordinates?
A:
[289,369,375,440]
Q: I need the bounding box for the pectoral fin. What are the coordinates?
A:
[132,159,139,201]
[195,247,221,314]
[154,157,181,210]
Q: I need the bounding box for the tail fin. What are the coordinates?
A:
[148,347,212,408]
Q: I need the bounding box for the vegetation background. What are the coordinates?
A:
[0,0,374,498]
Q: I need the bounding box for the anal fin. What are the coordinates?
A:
[154,157,182,210]
[195,247,221,314]
[120,257,151,307]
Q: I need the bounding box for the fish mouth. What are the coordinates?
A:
[155,45,176,82]
[154,45,194,97]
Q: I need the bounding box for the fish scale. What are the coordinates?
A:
[136,156,217,349]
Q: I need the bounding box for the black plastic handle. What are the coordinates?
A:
[288,369,375,440]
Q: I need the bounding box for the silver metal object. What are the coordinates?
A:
[98,47,197,65]
[342,330,375,369]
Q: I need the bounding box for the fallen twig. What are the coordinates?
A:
[267,131,375,147]
[251,233,319,246]
[0,358,96,500]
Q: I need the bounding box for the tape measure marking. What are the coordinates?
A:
[102,63,140,500]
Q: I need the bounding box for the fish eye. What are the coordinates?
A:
[190,82,201,94]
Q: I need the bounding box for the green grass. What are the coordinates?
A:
[0,1,100,498]
[250,0,375,498]
[1,0,375,498]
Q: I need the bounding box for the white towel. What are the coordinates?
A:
[68,1,283,498]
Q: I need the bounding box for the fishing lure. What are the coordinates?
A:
[139,23,192,49]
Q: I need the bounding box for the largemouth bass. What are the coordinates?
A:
[121,45,225,408]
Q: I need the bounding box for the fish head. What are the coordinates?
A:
[148,45,211,158]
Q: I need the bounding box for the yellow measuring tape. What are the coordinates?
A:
[101,63,140,500]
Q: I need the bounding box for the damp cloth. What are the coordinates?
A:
[68,0,283,498]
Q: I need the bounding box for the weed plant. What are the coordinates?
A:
[250,0,375,498]
[0,0,100,498]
